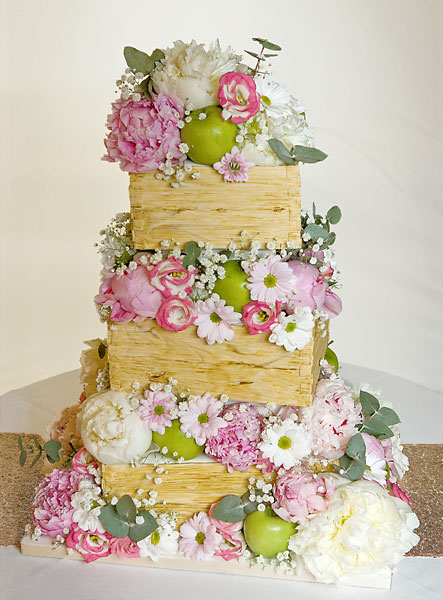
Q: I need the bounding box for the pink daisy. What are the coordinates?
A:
[179,393,226,445]
[246,255,297,304]
[137,390,176,434]
[179,512,222,561]
[213,146,254,182]
[195,298,242,345]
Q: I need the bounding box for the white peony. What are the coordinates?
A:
[78,390,152,465]
[151,39,242,109]
[289,479,420,584]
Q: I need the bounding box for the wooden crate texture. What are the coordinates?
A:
[108,320,329,406]
[101,462,273,528]
[129,165,301,249]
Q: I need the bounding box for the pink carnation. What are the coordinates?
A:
[218,72,260,124]
[301,378,362,461]
[272,469,336,524]
[137,389,176,434]
[387,481,412,506]
[208,503,243,561]
[66,527,112,563]
[156,296,197,332]
[242,300,281,334]
[205,403,264,472]
[72,448,99,476]
[32,468,85,538]
[95,265,162,323]
[109,535,140,559]
[103,95,185,172]
[150,257,197,297]
[287,260,342,318]
[213,146,254,182]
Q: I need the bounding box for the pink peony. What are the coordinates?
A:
[179,393,226,445]
[103,95,185,172]
[156,296,197,332]
[95,266,163,323]
[218,72,261,124]
[247,255,297,304]
[213,146,254,182]
[137,389,177,434]
[287,260,342,318]
[32,468,85,538]
[179,512,222,561]
[301,378,362,461]
[387,481,412,506]
[242,300,281,335]
[195,298,242,345]
[72,448,99,476]
[272,469,336,524]
[66,527,112,563]
[361,433,388,487]
[205,403,264,472]
[150,257,197,297]
[109,535,140,559]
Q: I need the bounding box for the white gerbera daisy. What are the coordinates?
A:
[259,418,311,469]
[269,308,314,352]
[137,525,179,561]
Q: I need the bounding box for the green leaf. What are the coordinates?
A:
[31,449,42,467]
[116,495,137,524]
[99,505,129,538]
[139,77,152,100]
[304,223,329,242]
[359,390,380,416]
[322,231,336,247]
[19,450,27,467]
[123,46,154,75]
[17,436,24,451]
[290,145,328,164]
[360,414,394,439]
[98,343,106,360]
[33,435,42,450]
[150,48,165,64]
[378,407,401,426]
[252,37,282,51]
[212,495,246,523]
[338,454,366,480]
[263,53,278,58]
[43,440,62,463]
[326,206,342,225]
[182,241,201,269]
[241,491,258,515]
[268,139,296,165]
[115,249,132,266]
[245,50,263,60]
[128,510,158,542]
[345,433,366,464]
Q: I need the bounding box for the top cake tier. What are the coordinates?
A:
[129,165,301,250]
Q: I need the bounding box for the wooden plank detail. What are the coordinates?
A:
[101,463,271,528]
[129,165,301,249]
[108,320,329,406]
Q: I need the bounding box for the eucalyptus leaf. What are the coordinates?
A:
[212,495,246,523]
[138,77,152,100]
[99,505,129,538]
[17,436,24,451]
[345,433,366,464]
[19,450,27,467]
[241,491,258,515]
[31,449,42,468]
[290,145,328,164]
[360,414,394,439]
[378,407,401,426]
[33,435,42,450]
[263,53,278,58]
[116,495,137,524]
[322,231,336,247]
[359,390,380,416]
[150,48,165,64]
[252,37,282,51]
[339,454,366,481]
[123,46,153,75]
[98,343,107,360]
[326,205,342,224]
[128,510,158,542]
[304,223,329,242]
[43,440,62,463]
[183,241,201,269]
[268,139,296,165]
[245,50,262,60]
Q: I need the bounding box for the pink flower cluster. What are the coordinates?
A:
[205,403,264,472]
[218,72,261,124]
[103,95,185,172]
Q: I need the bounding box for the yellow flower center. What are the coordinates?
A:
[285,323,297,333]
[198,413,209,424]
[264,274,277,288]
[210,313,222,323]
[261,95,271,106]
[195,532,206,544]
[154,405,165,416]
[278,436,292,450]
[257,310,269,323]
[151,530,161,545]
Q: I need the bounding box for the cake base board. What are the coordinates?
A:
[20,535,392,589]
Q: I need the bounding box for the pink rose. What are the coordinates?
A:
[272,469,336,524]
[387,481,412,506]
[95,266,162,323]
[32,469,86,538]
[242,301,281,335]
[72,447,99,476]
[66,528,112,563]
[109,535,140,559]
[217,72,261,124]
[287,260,342,318]
[102,95,185,173]
[156,296,197,332]
[150,257,196,297]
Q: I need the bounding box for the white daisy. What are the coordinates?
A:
[259,418,311,470]
[269,308,314,352]
[137,525,179,561]
[255,77,293,120]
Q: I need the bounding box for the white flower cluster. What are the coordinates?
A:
[155,156,199,188]
[71,478,106,533]
[97,212,135,274]
[137,511,179,561]
[116,68,146,102]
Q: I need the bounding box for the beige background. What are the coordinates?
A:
[0,0,442,395]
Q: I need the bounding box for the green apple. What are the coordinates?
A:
[244,507,296,558]
[152,419,204,461]
[324,347,339,373]
[180,105,238,165]
[213,260,251,313]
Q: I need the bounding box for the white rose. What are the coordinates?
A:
[288,479,420,584]
[78,390,151,465]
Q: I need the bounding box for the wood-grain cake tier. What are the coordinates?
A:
[107,320,329,406]
[101,462,273,528]
[129,165,301,249]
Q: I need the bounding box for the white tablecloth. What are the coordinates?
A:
[1,365,442,600]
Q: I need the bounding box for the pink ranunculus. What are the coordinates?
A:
[102,95,186,173]
[32,469,85,538]
[109,535,140,559]
[95,265,163,323]
[150,257,197,298]
[242,300,281,335]
[217,72,261,124]
[71,448,99,476]
[156,296,197,332]
[66,527,112,563]
[287,260,342,318]
[272,469,336,524]
[387,481,412,506]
